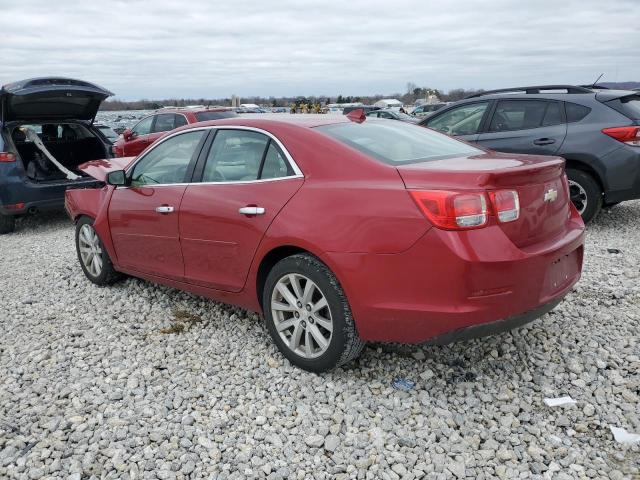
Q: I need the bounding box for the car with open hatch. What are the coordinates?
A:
[65,111,585,372]
[0,77,114,234]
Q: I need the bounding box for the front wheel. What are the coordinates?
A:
[263,254,365,373]
[566,169,602,224]
[75,216,121,285]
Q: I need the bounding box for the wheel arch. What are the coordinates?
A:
[255,245,313,310]
[563,158,605,193]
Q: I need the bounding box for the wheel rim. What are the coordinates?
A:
[568,180,587,215]
[271,273,333,359]
[78,224,103,277]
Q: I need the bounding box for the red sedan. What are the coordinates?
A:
[65,112,585,372]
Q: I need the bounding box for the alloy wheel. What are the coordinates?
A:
[78,224,103,277]
[270,273,333,359]
[568,180,588,215]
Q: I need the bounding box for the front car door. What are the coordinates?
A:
[425,101,490,142]
[108,130,207,280]
[179,128,304,292]
[123,115,155,156]
[476,99,567,155]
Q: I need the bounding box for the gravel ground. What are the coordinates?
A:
[0,204,638,480]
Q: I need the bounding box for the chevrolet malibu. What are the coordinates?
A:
[65,112,585,372]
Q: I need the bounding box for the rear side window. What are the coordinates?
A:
[202,130,269,182]
[427,102,489,136]
[194,111,238,122]
[153,114,176,133]
[565,102,591,123]
[174,114,188,127]
[317,121,482,165]
[605,95,640,120]
[489,100,562,132]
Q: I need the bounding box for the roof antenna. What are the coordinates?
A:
[590,73,604,88]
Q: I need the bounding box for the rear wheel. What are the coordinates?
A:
[263,253,365,373]
[566,168,601,224]
[0,214,16,234]
[75,216,121,285]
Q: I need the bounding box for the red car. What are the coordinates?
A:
[65,113,585,372]
[112,107,237,157]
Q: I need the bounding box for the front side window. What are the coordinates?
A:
[427,102,488,135]
[489,100,561,132]
[132,116,153,136]
[317,121,482,165]
[202,129,293,182]
[130,131,204,186]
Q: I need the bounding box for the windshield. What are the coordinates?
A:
[317,120,483,165]
[195,111,239,122]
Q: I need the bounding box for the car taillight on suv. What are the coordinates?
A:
[602,126,640,146]
[0,152,16,162]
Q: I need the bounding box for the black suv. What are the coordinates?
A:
[421,85,640,222]
[0,77,113,233]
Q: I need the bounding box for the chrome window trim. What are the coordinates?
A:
[123,125,303,183]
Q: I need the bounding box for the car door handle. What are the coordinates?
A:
[239,206,265,215]
[533,138,556,146]
[155,205,174,214]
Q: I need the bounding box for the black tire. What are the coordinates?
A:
[566,169,602,224]
[75,216,121,286]
[0,214,16,234]
[263,253,365,373]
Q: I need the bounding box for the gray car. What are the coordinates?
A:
[420,85,640,223]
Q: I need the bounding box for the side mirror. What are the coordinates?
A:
[106,170,127,186]
[123,128,134,141]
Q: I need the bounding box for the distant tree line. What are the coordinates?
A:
[99,85,486,111]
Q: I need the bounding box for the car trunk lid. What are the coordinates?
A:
[396,152,571,248]
[1,77,113,123]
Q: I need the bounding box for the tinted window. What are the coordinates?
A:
[130,131,204,186]
[202,130,269,182]
[489,100,561,132]
[153,114,176,133]
[174,114,188,127]
[565,103,591,123]
[317,121,482,165]
[613,95,640,120]
[427,102,488,135]
[194,111,238,122]
[132,116,153,136]
[261,142,293,179]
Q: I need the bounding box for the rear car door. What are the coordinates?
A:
[476,99,567,155]
[108,130,206,280]
[424,101,490,142]
[180,128,304,292]
[122,115,154,156]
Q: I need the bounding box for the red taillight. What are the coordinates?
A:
[409,190,488,230]
[602,126,640,146]
[489,190,520,223]
[3,203,25,210]
[0,152,16,162]
[410,189,521,229]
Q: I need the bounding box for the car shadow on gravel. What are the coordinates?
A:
[13,209,71,234]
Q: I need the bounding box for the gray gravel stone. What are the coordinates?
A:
[0,206,639,479]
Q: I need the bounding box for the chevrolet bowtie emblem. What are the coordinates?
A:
[544,188,558,202]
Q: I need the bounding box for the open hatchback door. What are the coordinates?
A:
[1,77,113,122]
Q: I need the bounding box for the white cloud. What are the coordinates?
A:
[1,0,638,99]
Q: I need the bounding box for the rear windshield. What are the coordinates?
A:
[195,111,238,122]
[607,95,640,120]
[316,120,482,165]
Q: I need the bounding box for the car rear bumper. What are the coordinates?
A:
[326,208,584,343]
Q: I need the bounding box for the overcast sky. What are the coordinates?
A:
[1,0,639,100]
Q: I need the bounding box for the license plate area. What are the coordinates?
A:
[542,249,580,296]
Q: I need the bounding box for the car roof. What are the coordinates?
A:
[153,107,233,114]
